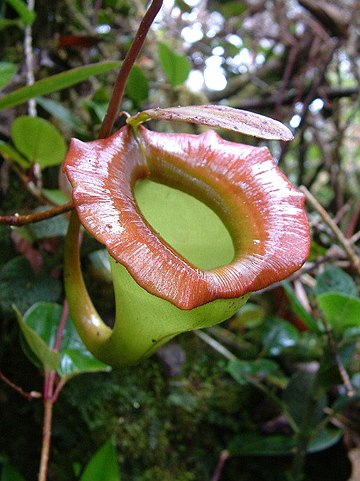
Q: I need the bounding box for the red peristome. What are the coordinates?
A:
[64,125,310,310]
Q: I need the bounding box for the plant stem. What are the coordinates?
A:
[0,201,74,226]
[25,0,36,116]
[38,301,69,481]
[300,185,360,275]
[38,397,54,481]
[98,0,163,138]
[0,370,41,399]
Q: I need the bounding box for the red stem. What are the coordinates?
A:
[38,301,69,481]
[0,370,39,399]
[98,0,163,138]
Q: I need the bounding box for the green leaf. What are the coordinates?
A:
[11,116,67,167]
[261,318,300,356]
[6,0,36,26]
[15,305,61,372]
[42,188,70,205]
[228,433,295,456]
[158,43,191,87]
[317,292,360,333]
[308,428,343,453]
[231,303,265,329]
[0,461,26,481]
[36,97,84,132]
[284,283,320,333]
[125,65,149,106]
[0,62,17,90]
[222,2,247,17]
[0,140,29,167]
[0,61,120,110]
[59,319,110,378]
[316,265,358,297]
[23,302,110,377]
[227,359,281,386]
[283,370,326,429]
[80,439,121,481]
[26,206,68,239]
[0,257,61,315]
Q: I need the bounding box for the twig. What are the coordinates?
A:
[0,370,41,399]
[38,398,54,481]
[195,330,236,361]
[98,0,163,138]
[300,185,360,275]
[0,201,74,226]
[38,300,69,481]
[25,0,37,116]
[210,450,230,481]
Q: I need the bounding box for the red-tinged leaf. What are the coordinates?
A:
[64,125,309,310]
[129,105,294,141]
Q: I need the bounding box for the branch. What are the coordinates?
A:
[300,185,360,275]
[98,0,163,138]
[228,86,359,111]
[0,201,74,226]
[0,370,41,399]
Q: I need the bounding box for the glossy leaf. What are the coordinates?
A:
[80,439,121,481]
[11,116,67,167]
[0,62,17,90]
[317,292,360,333]
[15,306,61,372]
[125,65,149,106]
[129,105,294,140]
[22,302,109,377]
[158,43,191,87]
[261,318,300,356]
[316,265,358,297]
[0,61,120,110]
[65,125,309,310]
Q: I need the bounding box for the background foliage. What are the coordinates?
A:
[0,0,359,480]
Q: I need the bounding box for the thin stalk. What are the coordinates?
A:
[0,370,41,399]
[25,0,36,116]
[0,201,74,226]
[300,185,360,275]
[39,374,55,481]
[38,301,69,481]
[98,0,163,138]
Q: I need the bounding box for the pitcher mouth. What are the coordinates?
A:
[64,124,310,310]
